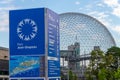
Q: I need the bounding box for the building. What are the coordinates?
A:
[0,47,9,80]
[60,12,116,54]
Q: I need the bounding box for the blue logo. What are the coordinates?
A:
[17,19,38,41]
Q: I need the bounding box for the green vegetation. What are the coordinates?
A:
[61,70,78,80]
[85,46,120,80]
[69,70,78,80]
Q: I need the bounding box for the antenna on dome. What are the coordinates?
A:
[75,35,78,42]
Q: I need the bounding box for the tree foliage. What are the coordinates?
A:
[114,68,120,79]
[61,70,78,80]
[69,70,73,80]
[85,46,120,80]
[69,70,78,80]
[107,46,120,70]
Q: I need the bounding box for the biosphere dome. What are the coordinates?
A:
[60,13,116,54]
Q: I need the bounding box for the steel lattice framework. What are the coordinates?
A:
[60,13,116,54]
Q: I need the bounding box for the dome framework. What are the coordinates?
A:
[60,13,116,54]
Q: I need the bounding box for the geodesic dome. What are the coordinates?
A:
[60,13,116,54]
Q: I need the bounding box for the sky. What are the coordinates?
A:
[0,0,120,48]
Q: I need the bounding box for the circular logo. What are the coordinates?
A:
[17,19,38,41]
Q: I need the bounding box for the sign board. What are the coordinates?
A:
[9,8,45,56]
[9,8,60,80]
[47,9,60,78]
[11,79,44,80]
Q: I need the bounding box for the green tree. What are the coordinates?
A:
[68,70,78,80]
[85,49,115,80]
[85,46,120,80]
[107,46,120,56]
[98,68,107,80]
[107,46,120,70]
[85,50,104,80]
[69,70,73,80]
[73,74,78,80]
[114,68,120,79]
[61,71,66,80]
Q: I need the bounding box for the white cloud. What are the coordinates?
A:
[89,11,110,27]
[103,0,119,7]
[112,26,120,34]
[103,0,120,17]
[0,0,13,4]
[0,11,9,32]
[75,1,80,5]
[0,6,19,32]
[0,6,17,11]
[0,0,19,32]
[97,3,105,7]
[112,7,120,17]
[85,4,92,9]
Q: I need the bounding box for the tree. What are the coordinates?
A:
[107,46,120,70]
[107,46,120,56]
[68,70,78,80]
[74,74,78,80]
[61,71,66,80]
[85,49,115,80]
[85,46,120,80]
[114,68,120,79]
[85,50,105,80]
[69,70,73,80]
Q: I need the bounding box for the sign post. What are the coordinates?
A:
[9,8,60,80]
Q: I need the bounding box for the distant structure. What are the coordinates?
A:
[0,47,9,80]
[67,42,80,69]
[60,42,87,79]
[60,12,116,54]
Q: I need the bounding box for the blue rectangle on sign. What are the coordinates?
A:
[48,60,60,77]
[9,8,45,55]
[47,9,59,58]
[10,56,40,77]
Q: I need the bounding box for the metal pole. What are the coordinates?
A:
[67,53,69,80]
[63,57,64,67]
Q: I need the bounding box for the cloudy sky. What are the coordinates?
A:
[0,0,120,48]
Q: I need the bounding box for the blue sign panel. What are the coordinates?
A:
[48,59,60,77]
[10,56,40,77]
[47,9,59,57]
[47,9,60,78]
[9,8,45,55]
[11,79,44,80]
